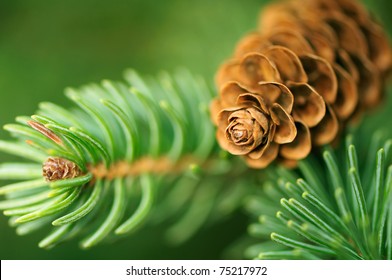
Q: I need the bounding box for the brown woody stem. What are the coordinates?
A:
[88,155,206,180]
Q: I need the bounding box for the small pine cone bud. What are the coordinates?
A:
[43,157,81,182]
[211,0,391,169]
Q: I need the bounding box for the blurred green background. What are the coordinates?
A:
[0,0,390,259]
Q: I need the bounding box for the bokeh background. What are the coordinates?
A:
[0,0,391,259]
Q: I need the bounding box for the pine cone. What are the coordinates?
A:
[211,0,391,168]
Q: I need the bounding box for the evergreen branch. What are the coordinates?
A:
[246,132,392,259]
[0,69,249,248]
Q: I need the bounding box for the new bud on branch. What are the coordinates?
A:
[211,0,392,168]
[43,157,81,182]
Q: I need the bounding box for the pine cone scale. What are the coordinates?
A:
[270,103,297,144]
[279,121,311,160]
[299,54,337,104]
[289,83,326,128]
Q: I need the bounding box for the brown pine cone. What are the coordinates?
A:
[211,0,391,168]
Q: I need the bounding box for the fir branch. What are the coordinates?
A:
[245,132,392,259]
[0,69,249,249]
